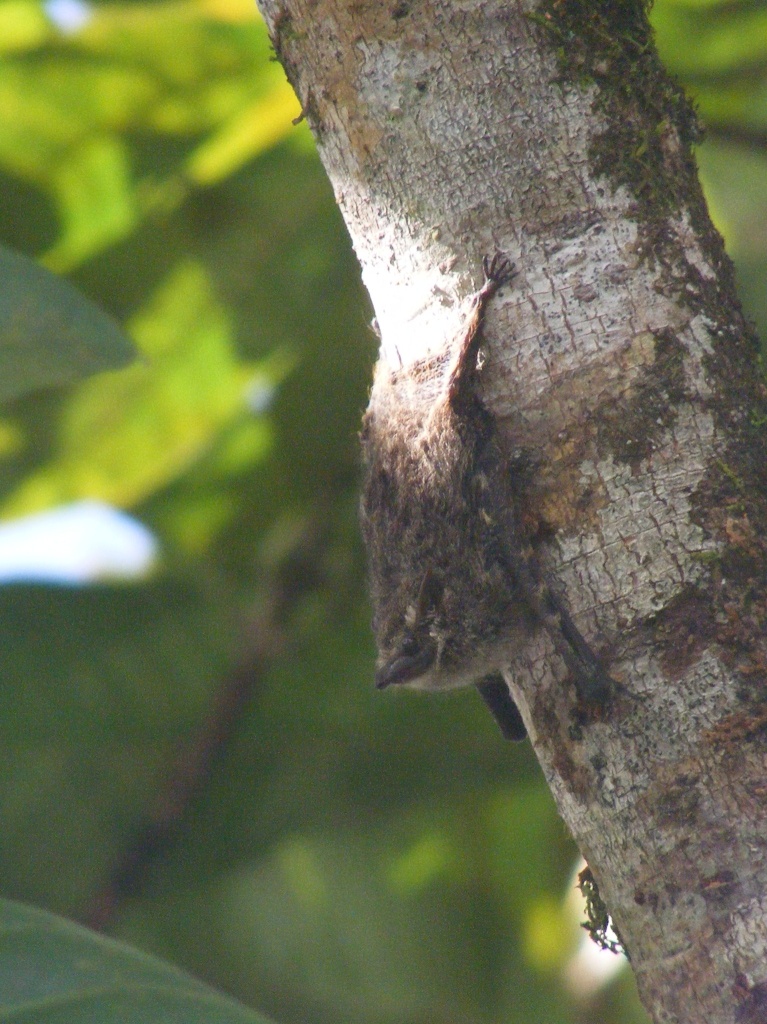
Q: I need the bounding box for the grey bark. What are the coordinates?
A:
[254,1,767,1021]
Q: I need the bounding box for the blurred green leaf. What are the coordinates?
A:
[0,579,237,913]
[2,260,273,514]
[44,136,138,273]
[0,62,150,180]
[0,898,276,1023]
[0,0,52,53]
[654,2,767,78]
[184,90,302,186]
[0,2,300,267]
[72,0,288,138]
[0,242,134,404]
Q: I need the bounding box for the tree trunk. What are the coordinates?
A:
[255,0,767,1020]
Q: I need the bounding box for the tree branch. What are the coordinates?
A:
[255,0,767,1020]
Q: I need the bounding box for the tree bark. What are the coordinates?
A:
[255,0,767,1020]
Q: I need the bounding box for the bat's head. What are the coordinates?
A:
[374,569,444,691]
[373,567,504,692]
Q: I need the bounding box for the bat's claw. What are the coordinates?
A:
[482,252,516,289]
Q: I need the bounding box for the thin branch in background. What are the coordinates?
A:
[84,521,327,932]
[705,122,767,151]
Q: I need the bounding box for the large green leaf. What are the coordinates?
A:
[44,136,138,273]
[2,260,273,516]
[0,898,276,1023]
[0,243,134,404]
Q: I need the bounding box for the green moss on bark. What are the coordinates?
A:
[530,0,701,224]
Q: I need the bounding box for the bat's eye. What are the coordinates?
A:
[376,633,436,689]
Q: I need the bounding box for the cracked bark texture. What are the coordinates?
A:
[255,0,767,1021]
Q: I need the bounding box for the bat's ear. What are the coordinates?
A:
[415,569,444,621]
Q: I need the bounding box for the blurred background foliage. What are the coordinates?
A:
[0,0,763,1021]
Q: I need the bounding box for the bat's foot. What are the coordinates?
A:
[482,252,516,291]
